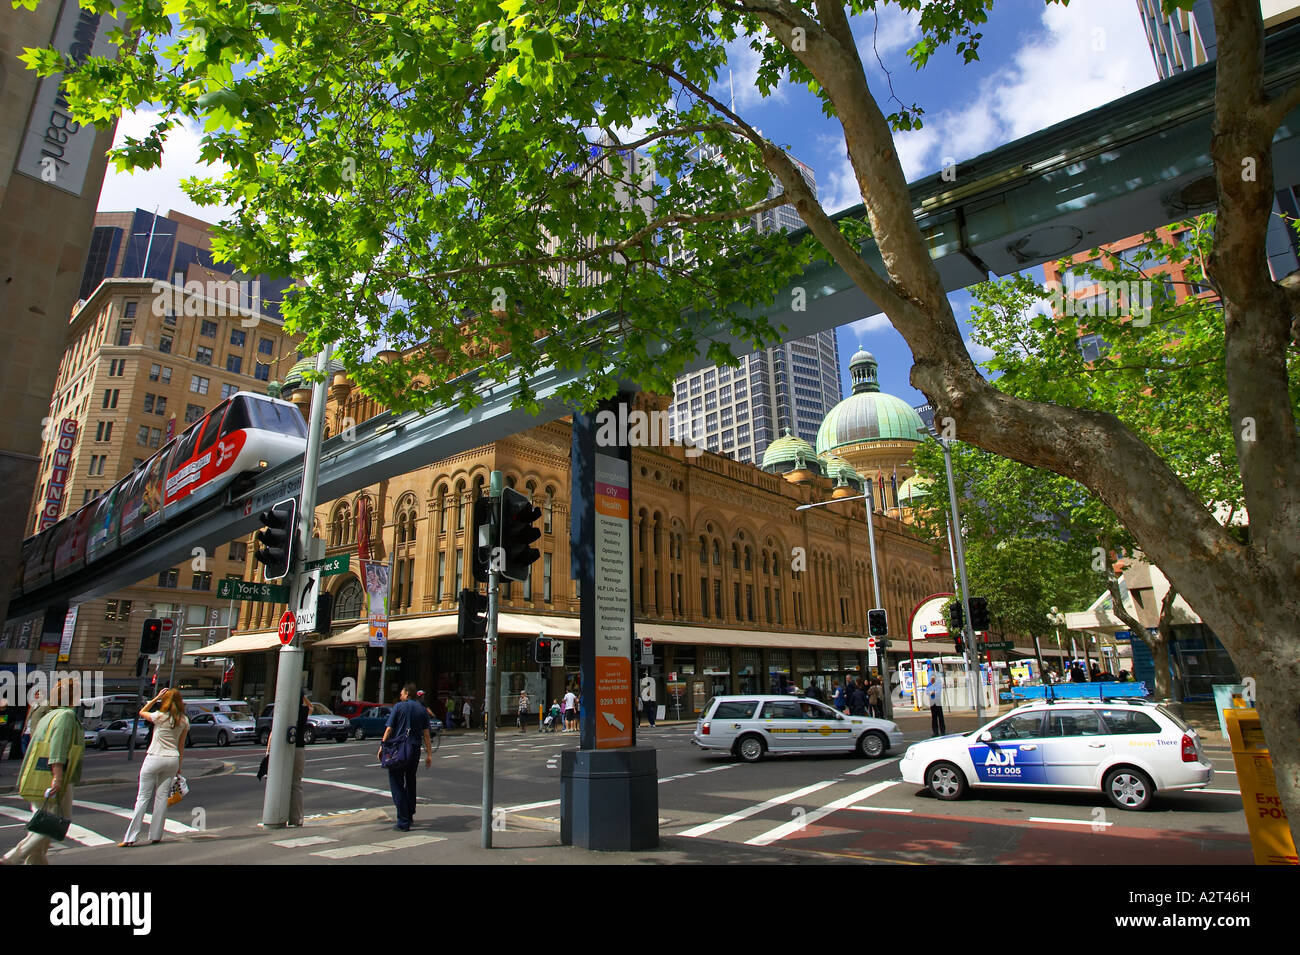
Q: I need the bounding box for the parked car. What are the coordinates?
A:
[692,695,904,762]
[186,711,257,747]
[333,701,382,721]
[348,705,394,740]
[91,719,152,750]
[900,698,1213,811]
[256,701,350,745]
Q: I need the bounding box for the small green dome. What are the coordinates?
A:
[897,474,932,504]
[282,355,345,393]
[816,350,926,454]
[761,428,822,475]
[819,452,861,487]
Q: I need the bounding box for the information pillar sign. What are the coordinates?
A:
[593,454,633,748]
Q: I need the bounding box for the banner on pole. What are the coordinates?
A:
[363,559,390,647]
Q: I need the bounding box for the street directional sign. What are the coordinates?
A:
[305,554,350,576]
[982,640,1014,650]
[217,578,290,602]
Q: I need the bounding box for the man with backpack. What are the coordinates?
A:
[378,684,433,832]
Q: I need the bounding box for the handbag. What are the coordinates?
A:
[167,774,189,806]
[256,755,269,781]
[26,793,71,841]
[380,729,418,768]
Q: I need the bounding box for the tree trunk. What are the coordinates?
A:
[1153,586,1180,705]
[1103,574,1173,700]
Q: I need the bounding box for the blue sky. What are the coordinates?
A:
[96,0,1159,407]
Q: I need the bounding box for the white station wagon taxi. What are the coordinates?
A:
[901,699,1214,810]
[692,695,905,762]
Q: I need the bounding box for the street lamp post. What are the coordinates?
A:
[796,487,891,719]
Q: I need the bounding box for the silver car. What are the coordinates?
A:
[692,694,905,762]
[186,711,256,747]
[91,719,151,750]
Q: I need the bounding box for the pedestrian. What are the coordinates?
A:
[119,688,190,846]
[378,683,434,831]
[805,680,821,703]
[639,672,657,727]
[21,688,49,758]
[517,689,530,733]
[848,682,866,716]
[926,669,946,736]
[562,687,577,733]
[2,677,83,865]
[867,680,884,718]
[548,699,562,733]
[831,681,844,712]
[462,698,472,732]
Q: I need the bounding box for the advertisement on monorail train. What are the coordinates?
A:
[164,430,247,508]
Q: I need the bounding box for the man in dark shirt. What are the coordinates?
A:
[379,683,433,831]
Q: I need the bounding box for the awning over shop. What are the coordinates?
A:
[309,612,583,649]
[633,622,871,652]
[181,631,282,656]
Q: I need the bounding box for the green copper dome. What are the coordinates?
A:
[816,350,927,455]
[282,355,345,393]
[897,474,932,504]
[819,452,861,487]
[761,428,822,475]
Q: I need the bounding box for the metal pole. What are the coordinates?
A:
[167,605,183,689]
[944,518,970,709]
[940,437,982,719]
[262,344,330,827]
[482,470,503,848]
[861,486,891,719]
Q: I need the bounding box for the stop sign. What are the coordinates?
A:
[278,611,297,645]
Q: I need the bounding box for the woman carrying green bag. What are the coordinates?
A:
[2,677,84,865]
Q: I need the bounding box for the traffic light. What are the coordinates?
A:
[458,588,489,640]
[315,591,333,636]
[254,497,297,580]
[968,596,990,632]
[632,639,641,663]
[947,601,965,633]
[534,635,552,663]
[471,496,496,584]
[140,618,162,655]
[954,635,964,654]
[499,486,541,582]
[867,608,888,638]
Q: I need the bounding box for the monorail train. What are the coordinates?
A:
[17,392,307,597]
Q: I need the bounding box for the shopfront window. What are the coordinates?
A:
[703,647,730,699]
[767,649,792,694]
[738,648,761,694]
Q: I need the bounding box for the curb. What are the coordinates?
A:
[0,759,234,795]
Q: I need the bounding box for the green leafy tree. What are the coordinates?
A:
[16,0,1300,843]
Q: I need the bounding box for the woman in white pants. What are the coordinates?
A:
[119,689,188,847]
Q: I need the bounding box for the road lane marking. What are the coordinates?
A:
[72,798,199,834]
[1029,816,1113,828]
[1200,788,1241,795]
[745,781,900,847]
[679,780,839,838]
[502,799,562,814]
[0,805,113,847]
[271,835,337,848]
[696,764,739,774]
[312,844,391,859]
[847,806,913,814]
[235,772,392,798]
[374,834,446,849]
[846,757,900,776]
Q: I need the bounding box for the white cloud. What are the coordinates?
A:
[966,336,995,364]
[849,312,892,337]
[97,109,233,221]
[884,0,1158,179]
[858,6,922,61]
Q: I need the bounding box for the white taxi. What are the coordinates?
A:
[692,695,905,762]
[900,699,1213,810]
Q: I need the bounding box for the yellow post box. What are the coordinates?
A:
[1223,707,1298,865]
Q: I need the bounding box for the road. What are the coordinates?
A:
[0,722,1252,864]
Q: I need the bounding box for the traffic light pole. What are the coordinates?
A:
[262,344,331,828]
[481,470,503,848]
[940,436,983,720]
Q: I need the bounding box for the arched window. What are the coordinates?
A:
[544,486,554,535]
[456,480,466,530]
[334,576,364,620]
[330,502,351,548]
[712,540,721,566]
[744,546,752,571]
[699,536,707,563]
[437,484,448,534]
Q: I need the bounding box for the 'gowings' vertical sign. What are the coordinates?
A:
[593,453,632,748]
